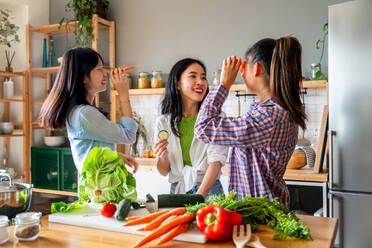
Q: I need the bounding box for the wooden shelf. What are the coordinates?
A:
[0,71,25,77]
[29,16,112,35]
[33,188,78,197]
[128,88,165,96]
[0,131,25,137]
[30,67,59,74]
[32,102,43,106]
[0,98,24,102]
[126,80,327,96]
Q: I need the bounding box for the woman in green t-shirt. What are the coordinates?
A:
[153,58,228,198]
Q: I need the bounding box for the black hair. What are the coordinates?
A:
[161,58,208,137]
[39,47,104,129]
[245,37,307,130]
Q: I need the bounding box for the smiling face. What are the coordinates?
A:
[177,63,208,104]
[84,59,107,98]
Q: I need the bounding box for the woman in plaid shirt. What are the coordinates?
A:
[195,37,306,207]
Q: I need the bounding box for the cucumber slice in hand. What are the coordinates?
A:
[158,130,169,140]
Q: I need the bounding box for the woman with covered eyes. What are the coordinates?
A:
[152,58,229,199]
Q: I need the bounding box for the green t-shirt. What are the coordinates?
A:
[179,114,197,167]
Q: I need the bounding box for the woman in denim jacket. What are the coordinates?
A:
[39,47,138,175]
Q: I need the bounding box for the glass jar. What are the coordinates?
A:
[0,215,9,245]
[213,70,221,85]
[13,212,41,241]
[126,73,133,89]
[138,72,150,89]
[151,71,163,88]
[143,145,154,158]
[310,63,320,80]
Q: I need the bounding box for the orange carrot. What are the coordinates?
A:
[137,214,178,231]
[160,215,178,226]
[126,216,141,221]
[121,66,135,72]
[134,213,194,248]
[156,223,189,245]
[139,208,186,231]
[123,210,169,226]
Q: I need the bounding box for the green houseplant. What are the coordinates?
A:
[131,112,148,157]
[59,0,109,47]
[314,22,328,81]
[0,9,20,48]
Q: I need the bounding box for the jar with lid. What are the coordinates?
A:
[138,72,150,89]
[0,215,9,245]
[151,71,163,88]
[13,212,41,241]
[212,70,221,85]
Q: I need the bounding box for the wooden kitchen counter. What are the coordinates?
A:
[3,214,338,248]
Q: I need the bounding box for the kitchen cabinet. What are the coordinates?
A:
[0,71,30,182]
[31,147,77,196]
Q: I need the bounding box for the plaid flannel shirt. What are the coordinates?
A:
[195,85,298,207]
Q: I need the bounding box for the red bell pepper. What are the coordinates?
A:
[195,205,242,241]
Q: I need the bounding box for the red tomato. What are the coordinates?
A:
[100,203,117,218]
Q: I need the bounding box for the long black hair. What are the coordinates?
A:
[246,37,307,130]
[39,47,104,129]
[161,58,208,137]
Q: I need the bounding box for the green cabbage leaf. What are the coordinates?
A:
[79,147,137,203]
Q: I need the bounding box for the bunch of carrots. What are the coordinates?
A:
[124,207,194,247]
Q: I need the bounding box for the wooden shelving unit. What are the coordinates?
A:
[0,71,30,182]
[26,14,116,195]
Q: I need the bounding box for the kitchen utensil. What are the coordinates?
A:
[247,234,266,248]
[0,170,33,218]
[0,122,14,134]
[287,151,307,169]
[44,136,65,147]
[232,224,251,248]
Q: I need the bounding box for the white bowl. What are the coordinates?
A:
[0,122,14,134]
[44,136,65,147]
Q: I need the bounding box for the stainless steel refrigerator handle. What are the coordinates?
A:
[328,130,336,189]
[329,191,334,218]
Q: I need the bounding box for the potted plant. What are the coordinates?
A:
[59,0,110,47]
[0,9,20,72]
[0,9,20,48]
[131,112,148,157]
[314,22,328,81]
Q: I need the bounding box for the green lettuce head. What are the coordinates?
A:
[79,147,137,203]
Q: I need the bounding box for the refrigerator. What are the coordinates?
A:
[328,1,372,247]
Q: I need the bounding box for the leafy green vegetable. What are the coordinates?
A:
[186,191,312,241]
[51,200,87,213]
[79,147,137,203]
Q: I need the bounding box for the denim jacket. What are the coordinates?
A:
[66,105,138,173]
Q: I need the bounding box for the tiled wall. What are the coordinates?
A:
[130,87,328,150]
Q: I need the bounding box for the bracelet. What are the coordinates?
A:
[120,99,130,103]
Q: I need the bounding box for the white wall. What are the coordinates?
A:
[0,0,49,177]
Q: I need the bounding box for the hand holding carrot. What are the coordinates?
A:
[111,67,130,99]
[220,56,241,91]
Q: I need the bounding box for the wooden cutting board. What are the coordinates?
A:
[48,204,207,244]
